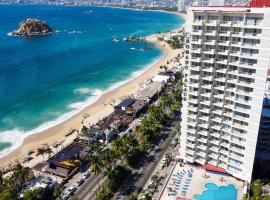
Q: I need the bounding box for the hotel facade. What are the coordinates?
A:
[180,4,270,182]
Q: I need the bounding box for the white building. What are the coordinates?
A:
[178,0,186,12]
[180,5,270,182]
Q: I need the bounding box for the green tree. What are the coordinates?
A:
[36,146,47,161]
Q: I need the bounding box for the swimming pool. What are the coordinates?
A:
[194,183,238,200]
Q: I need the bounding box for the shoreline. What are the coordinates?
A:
[0,33,183,169]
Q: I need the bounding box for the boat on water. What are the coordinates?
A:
[112,38,119,42]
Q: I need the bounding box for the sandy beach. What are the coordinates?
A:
[0,32,183,169]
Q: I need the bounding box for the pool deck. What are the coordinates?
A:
[160,163,244,200]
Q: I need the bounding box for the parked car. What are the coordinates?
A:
[82,171,90,179]
[76,178,85,186]
[67,186,77,195]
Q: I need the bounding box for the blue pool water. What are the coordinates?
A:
[194,183,238,200]
[0,4,184,156]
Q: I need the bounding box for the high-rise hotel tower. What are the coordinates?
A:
[180,0,270,182]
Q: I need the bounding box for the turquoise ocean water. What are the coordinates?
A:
[0,4,183,156]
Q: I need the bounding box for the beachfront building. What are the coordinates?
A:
[180,1,270,182]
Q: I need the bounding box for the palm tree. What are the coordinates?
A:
[36,147,46,161]
[89,155,103,188]
[45,146,53,159]
[11,162,30,192]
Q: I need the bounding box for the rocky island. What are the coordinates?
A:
[12,18,53,36]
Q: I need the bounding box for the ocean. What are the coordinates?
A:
[0,4,183,156]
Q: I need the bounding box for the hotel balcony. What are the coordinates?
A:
[190,74,200,79]
[187,120,197,127]
[230,138,245,146]
[216,59,228,65]
[200,100,211,106]
[186,149,195,156]
[212,109,223,116]
[188,98,198,105]
[213,94,224,100]
[224,103,234,109]
[243,32,261,38]
[218,163,227,169]
[190,91,199,96]
[226,87,236,93]
[219,149,228,156]
[219,156,228,163]
[230,51,241,57]
[200,108,210,115]
[215,85,225,90]
[210,146,219,152]
[190,57,201,63]
[215,77,226,82]
[192,20,204,26]
[212,117,222,123]
[234,98,251,106]
[241,42,260,49]
[205,30,217,36]
[204,48,215,55]
[186,142,196,149]
[223,111,233,118]
[208,159,219,166]
[210,132,220,140]
[212,124,222,131]
[229,153,244,161]
[209,153,219,160]
[197,151,207,158]
[231,31,243,37]
[210,139,220,146]
[191,48,202,54]
[218,40,230,46]
[201,84,212,90]
[190,66,200,72]
[219,31,231,37]
[223,120,232,126]
[188,113,197,120]
[230,41,241,47]
[237,80,253,88]
[189,106,198,112]
[201,75,213,81]
[189,82,199,88]
[198,123,209,129]
[199,116,210,122]
[191,39,203,45]
[220,21,232,27]
[205,20,218,26]
[220,142,230,148]
[201,92,212,98]
[203,58,215,64]
[187,135,196,142]
[213,101,223,108]
[227,79,237,85]
[198,130,209,137]
[188,129,197,135]
[201,67,214,73]
[197,144,208,151]
[185,156,195,163]
[217,50,229,56]
[221,134,230,140]
[192,30,203,35]
[198,137,208,144]
[196,157,206,165]
[204,40,216,46]
[230,146,244,154]
[232,122,248,130]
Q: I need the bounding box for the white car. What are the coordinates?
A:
[61,194,69,200]
[82,171,90,179]
[67,186,77,195]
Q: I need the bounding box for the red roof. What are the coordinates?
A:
[202,164,228,174]
[250,0,270,7]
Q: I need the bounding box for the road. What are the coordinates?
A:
[67,117,179,200]
[111,119,179,200]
